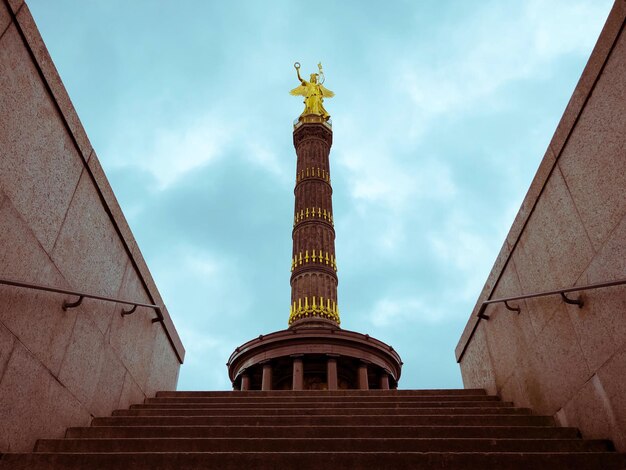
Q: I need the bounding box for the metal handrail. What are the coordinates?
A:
[476,277,626,320]
[457,277,626,363]
[0,277,163,323]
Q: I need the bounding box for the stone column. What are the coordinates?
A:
[326,355,338,390]
[380,372,390,390]
[358,362,369,390]
[289,123,339,328]
[261,361,272,391]
[292,356,304,390]
[240,372,250,391]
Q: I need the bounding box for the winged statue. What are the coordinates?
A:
[290,62,334,121]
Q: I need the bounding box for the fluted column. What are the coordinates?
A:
[289,123,339,327]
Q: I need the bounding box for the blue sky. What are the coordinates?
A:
[28,0,613,390]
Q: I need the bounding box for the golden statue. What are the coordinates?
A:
[290,62,334,121]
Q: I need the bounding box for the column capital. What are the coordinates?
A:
[293,121,333,147]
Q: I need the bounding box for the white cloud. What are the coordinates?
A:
[149,117,231,188]
[107,108,296,190]
[369,297,447,327]
[176,325,235,390]
[335,132,457,255]
[336,132,457,211]
[184,253,219,278]
[150,244,253,323]
[243,141,289,181]
[397,0,609,121]
[108,113,234,189]
[426,206,519,303]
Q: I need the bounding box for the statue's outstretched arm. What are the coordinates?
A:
[294,62,304,83]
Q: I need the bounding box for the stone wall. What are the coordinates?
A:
[456,1,626,450]
[0,0,185,452]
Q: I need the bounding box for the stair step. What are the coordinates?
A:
[146,394,499,404]
[155,389,488,398]
[138,399,510,408]
[2,451,624,470]
[66,425,581,439]
[91,414,554,427]
[8,388,623,468]
[34,437,613,453]
[112,407,530,417]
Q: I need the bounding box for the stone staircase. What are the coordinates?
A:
[1,389,625,469]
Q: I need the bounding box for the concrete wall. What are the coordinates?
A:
[456,1,626,450]
[0,0,185,452]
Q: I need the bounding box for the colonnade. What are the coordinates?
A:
[238,355,392,391]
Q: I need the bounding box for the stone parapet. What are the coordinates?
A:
[0,0,184,452]
[456,0,626,451]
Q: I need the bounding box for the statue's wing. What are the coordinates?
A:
[290,85,307,96]
[320,85,335,98]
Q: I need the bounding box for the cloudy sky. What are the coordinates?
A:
[28,0,613,390]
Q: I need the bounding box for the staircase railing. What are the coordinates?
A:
[458,277,626,362]
[0,277,163,322]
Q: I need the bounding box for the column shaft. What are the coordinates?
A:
[358,363,369,390]
[292,357,304,390]
[327,357,338,390]
[240,374,250,391]
[289,124,339,327]
[380,373,390,390]
[261,362,272,391]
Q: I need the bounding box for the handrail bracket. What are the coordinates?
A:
[151,307,164,323]
[62,295,84,311]
[561,292,584,308]
[504,300,521,314]
[121,304,137,317]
